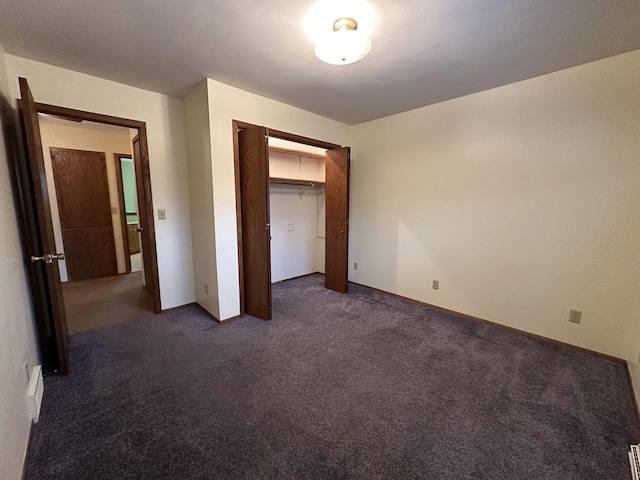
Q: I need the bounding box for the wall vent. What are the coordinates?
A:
[630,444,640,480]
[26,365,44,423]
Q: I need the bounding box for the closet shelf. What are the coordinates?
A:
[269,177,325,188]
[268,146,325,160]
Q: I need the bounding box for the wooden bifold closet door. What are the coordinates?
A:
[325,147,351,293]
[239,126,273,320]
[51,147,118,281]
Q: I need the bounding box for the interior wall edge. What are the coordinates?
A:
[184,79,220,319]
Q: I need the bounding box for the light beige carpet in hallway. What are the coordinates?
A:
[62,272,154,333]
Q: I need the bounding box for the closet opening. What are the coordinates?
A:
[269,138,327,285]
[232,120,350,321]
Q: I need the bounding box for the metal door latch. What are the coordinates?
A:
[31,253,65,264]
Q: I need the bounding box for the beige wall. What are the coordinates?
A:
[38,117,133,281]
[0,42,40,480]
[184,81,219,316]
[6,55,196,309]
[349,49,640,380]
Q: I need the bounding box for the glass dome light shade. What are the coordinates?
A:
[314,29,372,65]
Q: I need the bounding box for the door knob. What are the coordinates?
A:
[31,253,65,264]
[136,227,144,232]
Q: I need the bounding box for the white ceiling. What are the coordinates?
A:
[1,1,639,125]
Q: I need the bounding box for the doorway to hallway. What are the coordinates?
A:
[17,77,162,374]
[38,115,156,334]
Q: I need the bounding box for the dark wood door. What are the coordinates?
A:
[239,126,272,320]
[18,77,70,374]
[325,147,351,293]
[132,135,153,296]
[51,148,118,280]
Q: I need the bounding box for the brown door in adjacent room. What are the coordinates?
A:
[51,147,118,280]
[325,147,351,293]
[238,126,272,320]
[132,134,154,296]
[18,77,70,374]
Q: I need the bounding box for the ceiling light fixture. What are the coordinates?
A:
[314,17,372,65]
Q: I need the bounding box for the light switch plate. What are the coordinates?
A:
[288,224,294,232]
[158,209,166,220]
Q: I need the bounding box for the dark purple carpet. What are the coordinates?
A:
[27,274,639,479]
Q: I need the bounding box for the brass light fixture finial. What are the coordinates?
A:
[333,17,358,32]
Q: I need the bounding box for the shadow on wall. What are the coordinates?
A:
[0,93,46,357]
[348,150,400,291]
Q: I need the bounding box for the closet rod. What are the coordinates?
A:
[269,177,325,188]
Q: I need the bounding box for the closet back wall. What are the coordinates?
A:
[269,185,324,283]
[269,149,325,283]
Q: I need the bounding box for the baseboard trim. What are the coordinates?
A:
[272,271,323,285]
[192,303,241,325]
[21,421,34,480]
[624,364,640,431]
[348,280,624,364]
[218,315,241,325]
[161,302,196,314]
[163,302,241,325]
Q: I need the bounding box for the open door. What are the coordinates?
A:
[131,134,155,298]
[18,77,70,375]
[325,147,351,293]
[238,126,272,320]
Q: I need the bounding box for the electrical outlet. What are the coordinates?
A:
[353,262,358,271]
[569,309,582,324]
[204,284,209,295]
[432,280,439,290]
[158,209,166,220]
[111,206,118,214]
[288,224,294,232]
